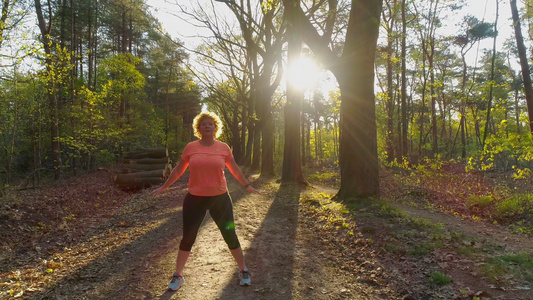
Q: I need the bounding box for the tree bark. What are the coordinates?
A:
[400,0,408,158]
[123,148,168,159]
[0,0,11,48]
[35,0,62,180]
[430,39,438,156]
[121,164,168,172]
[217,0,283,178]
[285,0,382,198]
[336,0,382,198]
[124,157,169,164]
[483,1,499,146]
[510,0,533,140]
[281,8,307,185]
[384,0,396,162]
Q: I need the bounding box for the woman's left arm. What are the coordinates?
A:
[226,158,259,194]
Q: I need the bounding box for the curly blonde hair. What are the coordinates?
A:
[192,111,223,139]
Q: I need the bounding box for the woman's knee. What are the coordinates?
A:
[179,238,195,251]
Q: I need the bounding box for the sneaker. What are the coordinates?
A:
[168,273,184,291]
[239,269,251,286]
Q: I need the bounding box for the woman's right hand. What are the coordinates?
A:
[151,186,167,196]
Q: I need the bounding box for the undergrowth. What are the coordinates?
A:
[384,158,533,234]
[302,187,533,294]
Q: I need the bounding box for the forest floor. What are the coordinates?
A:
[1,162,533,299]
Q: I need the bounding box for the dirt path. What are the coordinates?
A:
[3,173,533,299]
[19,178,374,300]
[388,202,533,254]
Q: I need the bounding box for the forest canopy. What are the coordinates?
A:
[2,0,533,194]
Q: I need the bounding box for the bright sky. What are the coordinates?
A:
[460,0,515,63]
[147,0,521,94]
[147,0,225,49]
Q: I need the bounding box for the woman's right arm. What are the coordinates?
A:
[151,158,189,195]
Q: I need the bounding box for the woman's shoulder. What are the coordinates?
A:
[182,140,200,151]
[185,140,200,146]
[215,140,232,150]
[214,140,229,146]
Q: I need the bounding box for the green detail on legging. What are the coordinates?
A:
[226,221,235,230]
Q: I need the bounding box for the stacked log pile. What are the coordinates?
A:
[114,148,172,190]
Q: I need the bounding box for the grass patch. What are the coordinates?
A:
[408,242,437,256]
[383,242,406,254]
[429,271,453,285]
[494,193,533,218]
[481,252,533,283]
[466,194,494,209]
[307,170,338,182]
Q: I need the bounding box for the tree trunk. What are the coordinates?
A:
[218,0,282,177]
[430,41,438,156]
[117,169,168,179]
[400,0,408,158]
[35,0,62,180]
[121,164,168,172]
[334,0,382,199]
[88,0,94,90]
[384,0,396,162]
[301,114,306,166]
[511,0,533,140]
[483,1,499,146]
[281,15,307,185]
[255,84,275,176]
[251,121,261,170]
[284,0,381,198]
[243,95,254,167]
[260,110,276,177]
[238,104,247,164]
[0,0,11,48]
[124,157,169,164]
[123,148,168,160]
[114,176,165,189]
[515,83,521,134]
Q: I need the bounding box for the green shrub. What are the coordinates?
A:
[429,271,453,285]
[483,252,533,283]
[494,193,533,218]
[466,195,494,209]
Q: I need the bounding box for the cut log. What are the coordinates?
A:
[114,176,164,189]
[121,163,168,173]
[116,169,165,180]
[124,148,168,159]
[124,157,169,164]
[115,148,171,189]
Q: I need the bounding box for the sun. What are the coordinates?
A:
[286,57,320,91]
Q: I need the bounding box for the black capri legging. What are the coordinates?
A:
[179,192,241,251]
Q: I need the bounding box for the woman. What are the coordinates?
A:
[152,111,259,291]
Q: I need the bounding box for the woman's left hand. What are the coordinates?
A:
[246,185,260,194]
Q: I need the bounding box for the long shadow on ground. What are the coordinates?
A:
[26,175,256,299]
[27,199,185,299]
[25,177,301,300]
[214,182,301,300]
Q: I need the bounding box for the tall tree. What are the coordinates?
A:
[285,0,382,198]
[510,0,533,141]
[452,15,494,158]
[400,0,408,158]
[197,0,285,177]
[382,0,399,161]
[482,0,499,146]
[281,5,307,185]
[35,0,62,180]
[0,0,11,48]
